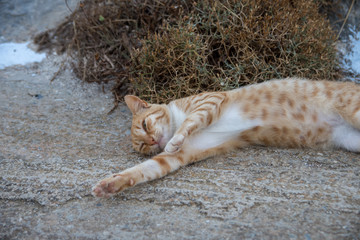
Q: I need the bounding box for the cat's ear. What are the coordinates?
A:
[124,95,150,115]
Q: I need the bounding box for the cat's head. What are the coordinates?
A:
[125,95,173,155]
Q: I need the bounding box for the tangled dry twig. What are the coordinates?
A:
[34,0,342,104]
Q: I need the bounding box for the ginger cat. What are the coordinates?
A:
[93,78,360,198]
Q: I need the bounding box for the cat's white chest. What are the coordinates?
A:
[208,105,260,133]
[190,105,261,149]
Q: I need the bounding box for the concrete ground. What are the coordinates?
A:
[0,1,359,239]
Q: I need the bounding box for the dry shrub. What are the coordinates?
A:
[34,0,341,104]
[131,0,341,103]
[130,26,217,103]
[34,0,192,102]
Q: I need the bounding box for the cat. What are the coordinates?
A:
[92,77,360,198]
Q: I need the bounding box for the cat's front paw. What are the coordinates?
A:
[92,173,135,198]
[165,134,185,153]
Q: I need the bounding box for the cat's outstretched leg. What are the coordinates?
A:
[92,139,241,198]
[92,152,185,198]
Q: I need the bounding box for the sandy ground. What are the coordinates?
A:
[0,1,359,239]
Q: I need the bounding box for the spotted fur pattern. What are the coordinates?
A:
[92,78,360,197]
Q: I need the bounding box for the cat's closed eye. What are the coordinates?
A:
[142,119,147,131]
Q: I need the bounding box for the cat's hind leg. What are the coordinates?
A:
[336,86,360,130]
[332,123,360,152]
[352,109,360,129]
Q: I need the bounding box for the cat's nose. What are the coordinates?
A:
[149,137,157,145]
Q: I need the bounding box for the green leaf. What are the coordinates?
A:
[99,15,105,22]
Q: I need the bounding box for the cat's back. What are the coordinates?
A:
[229,77,359,111]
[231,77,355,97]
[224,77,360,134]
[172,77,359,124]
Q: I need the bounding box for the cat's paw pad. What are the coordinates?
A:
[92,174,135,198]
[165,134,185,153]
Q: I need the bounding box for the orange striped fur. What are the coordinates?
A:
[93,78,360,198]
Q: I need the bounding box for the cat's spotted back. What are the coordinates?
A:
[93,78,360,198]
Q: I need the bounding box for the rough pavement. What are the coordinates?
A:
[1,49,359,240]
[0,0,359,239]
